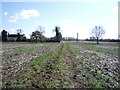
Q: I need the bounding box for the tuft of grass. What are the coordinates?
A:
[90,53,98,56]
[31,51,53,66]
[14,85,26,88]
[2,44,50,59]
[70,42,119,88]
[7,80,14,85]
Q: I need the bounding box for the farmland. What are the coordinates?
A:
[1,41,120,88]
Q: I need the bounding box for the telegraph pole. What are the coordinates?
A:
[77,33,78,42]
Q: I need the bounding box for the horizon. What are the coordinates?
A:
[1,0,119,39]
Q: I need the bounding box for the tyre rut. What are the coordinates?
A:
[31,44,64,88]
[66,44,88,88]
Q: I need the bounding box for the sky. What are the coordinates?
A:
[1,0,119,39]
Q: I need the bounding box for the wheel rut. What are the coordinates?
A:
[33,44,65,88]
[66,44,88,88]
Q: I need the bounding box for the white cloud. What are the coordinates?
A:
[8,19,17,23]
[9,9,40,23]
[104,15,113,19]
[112,7,118,12]
[8,14,18,22]
[3,11,8,16]
[20,9,40,19]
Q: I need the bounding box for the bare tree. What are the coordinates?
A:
[90,26,105,44]
[36,25,45,34]
[16,28,23,42]
[16,28,23,34]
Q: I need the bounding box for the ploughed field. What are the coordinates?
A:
[1,42,119,88]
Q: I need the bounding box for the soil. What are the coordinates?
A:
[2,43,57,85]
[1,42,119,88]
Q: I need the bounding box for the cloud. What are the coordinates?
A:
[20,9,40,19]
[104,15,113,19]
[8,19,17,23]
[8,15,18,22]
[9,9,40,23]
[112,7,118,12]
[3,11,8,16]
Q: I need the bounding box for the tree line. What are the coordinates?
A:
[1,25,119,44]
[1,25,62,42]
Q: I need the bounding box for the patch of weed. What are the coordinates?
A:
[90,53,98,56]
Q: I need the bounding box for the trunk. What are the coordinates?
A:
[17,33,20,42]
[36,37,37,42]
[97,37,99,44]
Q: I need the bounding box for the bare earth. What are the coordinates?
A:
[1,42,119,88]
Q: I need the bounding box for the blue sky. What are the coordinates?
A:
[1,0,119,39]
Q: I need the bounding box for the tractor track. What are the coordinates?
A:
[29,44,65,88]
[66,44,88,88]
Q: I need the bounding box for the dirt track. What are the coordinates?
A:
[66,45,89,88]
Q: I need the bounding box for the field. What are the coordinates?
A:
[1,41,120,88]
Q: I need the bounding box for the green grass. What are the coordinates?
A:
[71,42,118,55]
[2,42,119,88]
[7,80,14,85]
[14,85,26,88]
[3,43,72,88]
[69,42,119,88]
[90,53,98,56]
[2,42,39,44]
[2,44,49,59]
[43,44,72,88]
[31,51,53,65]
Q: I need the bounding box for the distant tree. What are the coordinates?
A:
[90,26,105,44]
[30,25,46,42]
[21,34,27,41]
[37,25,45,34]
[1,30,8,41]
[53,26,62,42]
[16,28,23,42]
[64,37,76,41]
[17,28,23,34]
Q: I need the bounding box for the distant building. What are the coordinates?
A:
[2,30,8,41]
[7,33,25,41]
[1,30,26,42]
